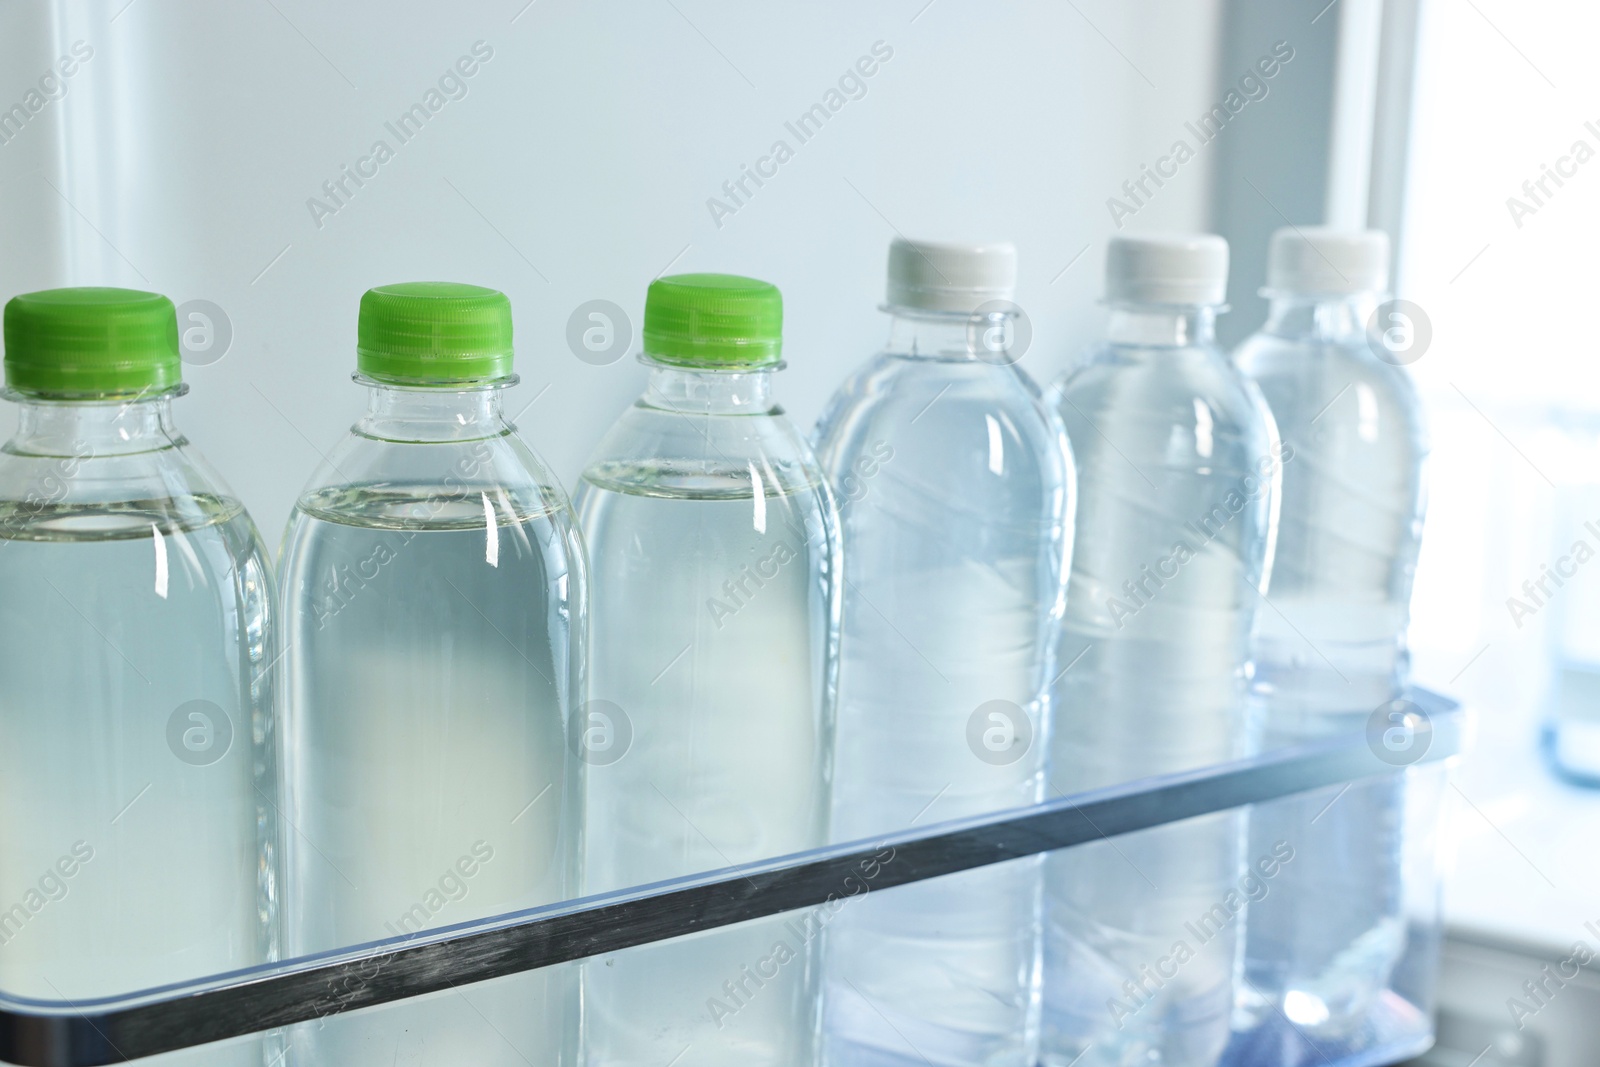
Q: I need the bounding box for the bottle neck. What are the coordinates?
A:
[7,392,182,457]
[1105,305,1219,348]
[643,359,775,415]
[884,307,1016,362]
[357,379,509,442]
[1263,292,1379,341]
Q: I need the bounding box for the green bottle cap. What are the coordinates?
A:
[357,282,514,384]
[3,287,181,398]
[643,273,782,368]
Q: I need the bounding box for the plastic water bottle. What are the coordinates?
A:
[1041,235,1280,1067]
[0,288,275,1065]
[1230,229,1427,1044]
[575,274,839,1067]
[279,283,583,1065]
[814,239,1072,1067]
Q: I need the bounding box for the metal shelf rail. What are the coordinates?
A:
[0,689,1462,1067]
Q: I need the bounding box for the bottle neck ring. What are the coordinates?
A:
[884,306,1020,363]
[642,356,776,415]
[1105,304,1220,347]
[6,390,183,457]
[356,374,514,442]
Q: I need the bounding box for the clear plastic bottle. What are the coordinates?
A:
[279,283,583,1066]
[0,288,275,1066]
[575,274,839,1067]
[1230,229,1427,1042]
[813,239,1072,1067]
[1041,236,1280,1067]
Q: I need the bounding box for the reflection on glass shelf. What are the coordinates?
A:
[1228,981,1436,1067]
[1225,759,1452,1067]
[0,691,1461,1067]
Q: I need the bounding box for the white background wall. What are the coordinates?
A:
[1,0,1238,540]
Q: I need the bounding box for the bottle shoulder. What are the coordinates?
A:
[580,394,827,498]
[1234,330,1417,391]
[1052,343,1273,441]
[290,426,578,533]
[822,350,1051,407]
[0,432,265,541]
[815,353,1069,472]
[1233,331,1428,449]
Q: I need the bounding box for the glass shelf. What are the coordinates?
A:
[0,688,1462,1067]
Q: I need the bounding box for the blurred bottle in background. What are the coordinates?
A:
[814,238,1073,1067]
[1042,235,1279,1067]
[575,274,839,1067]
[1230,229,1428,1046]
[0,289,275,1067]
[1534,411,1600,785]
[279,283,583,1066]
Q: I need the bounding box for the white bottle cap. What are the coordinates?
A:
[886,238,1017,313]
[1266,227,1390,295]
[1104,233,1229,306]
